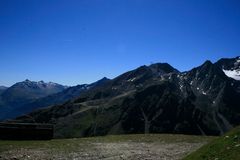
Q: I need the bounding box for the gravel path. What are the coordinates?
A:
[0,141,205,160]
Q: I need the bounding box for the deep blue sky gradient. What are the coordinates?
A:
[0,0,240,86]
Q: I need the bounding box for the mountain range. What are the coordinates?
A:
[0,80,67,120]
[3,56,240,138]
[0,78,111,120]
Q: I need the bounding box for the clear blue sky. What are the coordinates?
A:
[0,0,240,86]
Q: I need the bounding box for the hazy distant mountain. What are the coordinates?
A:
[1,79,67,104]
[0,86,8,90]
[0,80,67,120]
[0,86,8,95]
[10,77,110,119]
[13,57,240,138]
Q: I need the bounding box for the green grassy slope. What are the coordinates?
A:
[183,126,240,160]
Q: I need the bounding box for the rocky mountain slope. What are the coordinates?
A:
[13,57,240,138]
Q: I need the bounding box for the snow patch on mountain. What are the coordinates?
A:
[127,77,137,82]
[223,69,240,80]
